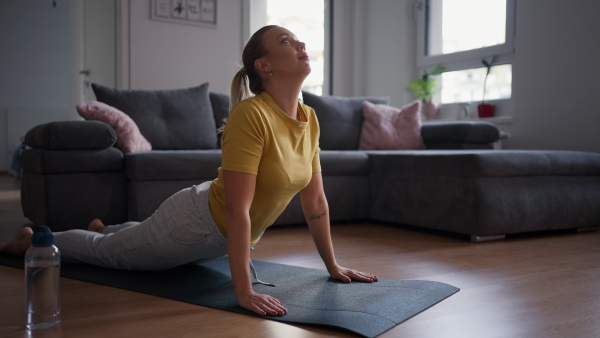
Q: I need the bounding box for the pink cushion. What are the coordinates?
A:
[359,100,426,150]
[76,101,152,153]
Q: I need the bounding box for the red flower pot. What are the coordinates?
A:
[478,104,495,118]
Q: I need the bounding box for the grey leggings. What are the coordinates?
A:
[54,181,228,271]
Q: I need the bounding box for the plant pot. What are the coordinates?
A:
[478,104,495,118]
[422,103,440,120]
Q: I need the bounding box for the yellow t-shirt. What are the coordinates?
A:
[209,91,321,244]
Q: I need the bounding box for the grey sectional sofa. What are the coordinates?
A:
[20,84,600,241]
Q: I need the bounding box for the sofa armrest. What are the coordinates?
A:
[24,120,117,150]
[421,121,500,149]
[21,120,126,230]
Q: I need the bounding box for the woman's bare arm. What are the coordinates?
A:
[223,170,287,316]
[300,172,378,283]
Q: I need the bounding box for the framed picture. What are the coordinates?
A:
[151,0,217,27]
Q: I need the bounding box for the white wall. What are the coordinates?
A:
[126,0,243,94]
[330,0,367,97]
[363,0,416,107]
[0,1,70,108]
[502,0,600,152]
[0,0,70,171]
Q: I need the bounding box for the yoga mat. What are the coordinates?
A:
[1,255,459,337]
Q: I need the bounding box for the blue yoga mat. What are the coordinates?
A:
[1,255,459,337]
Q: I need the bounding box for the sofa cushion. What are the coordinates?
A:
[92,83,218,150]
[368,150,600,177]
[319,151,371,175]
[209,91,231,148]
[21,148,124,174]
[125,150,222,181]
[302,91,389,150]
[76,101,152,153]
[359,100,425,150]
[210,92,230,130]
[421,121,500,144]
[24,120,117,150]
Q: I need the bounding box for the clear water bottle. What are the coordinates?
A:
[25,226,61,330]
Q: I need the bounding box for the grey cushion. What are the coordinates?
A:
[421,121,500,144]
[209,91,231,148]
[302,91,389,150]
[125,150,222,181]
[92,83,218,150]
[209,92,230,130]
[424,142,495,150]
[24,121,116,150]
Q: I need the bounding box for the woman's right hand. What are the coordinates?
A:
[237,290,287,316]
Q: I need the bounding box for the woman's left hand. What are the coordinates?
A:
[328,265,378,283]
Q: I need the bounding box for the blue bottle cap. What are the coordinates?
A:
[31,226,54,247]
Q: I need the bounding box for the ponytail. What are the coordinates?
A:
[218,25,278,134]
[230,67,252,110]
[217,68,251,134]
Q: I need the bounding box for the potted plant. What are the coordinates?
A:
[406,65,445,120]
[478,56,496,118]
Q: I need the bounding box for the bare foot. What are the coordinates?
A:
[0,227,33,256]
[87,219,106,233]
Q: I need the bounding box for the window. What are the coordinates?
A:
[247,0,330,95]
[440,64,512,104]
[416,0,515,104]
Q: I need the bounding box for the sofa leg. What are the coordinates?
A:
[470,234,506,243]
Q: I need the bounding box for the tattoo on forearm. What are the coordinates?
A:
[309,212,327,222]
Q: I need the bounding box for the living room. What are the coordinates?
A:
[1,0,599,167]
[1,0,600,337]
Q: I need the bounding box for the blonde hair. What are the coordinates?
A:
[218,25,278,134]
[230,68,252,109]
[231,25,278,106]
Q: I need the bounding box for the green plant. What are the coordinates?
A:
[481,56,497,105]
[406,65,445,104]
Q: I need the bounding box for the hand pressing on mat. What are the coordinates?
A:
[328,266,379,284]
[224,170,288,316]
[237,290,288,316]
[301,174,378,285]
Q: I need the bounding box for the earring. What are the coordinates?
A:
[269,69,272,76]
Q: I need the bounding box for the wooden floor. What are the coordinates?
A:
[1,174,599,338]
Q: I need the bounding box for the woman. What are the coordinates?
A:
[0,25,377,317]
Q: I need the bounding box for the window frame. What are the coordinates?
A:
[416,0,516,73]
